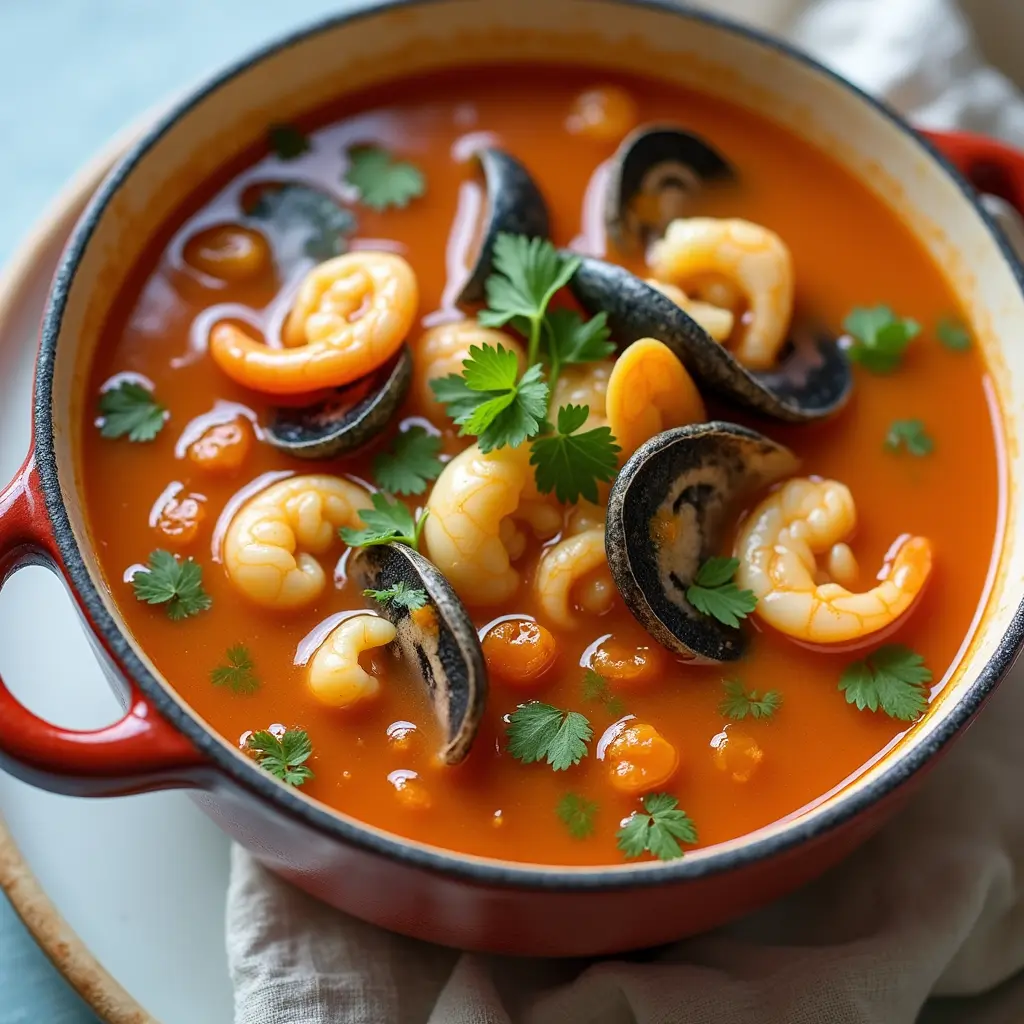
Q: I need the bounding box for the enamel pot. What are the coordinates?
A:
[1,0,1024,956]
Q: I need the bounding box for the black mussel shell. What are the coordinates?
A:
[569,256,851,422]
[265,345,413,459]
[349,543,487,765]
[244,181,355,268]
[456,148,550,304]
[605,125,734,252]
[606,422,798,663]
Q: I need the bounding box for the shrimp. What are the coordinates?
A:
[413,320,524,424]
[646,279,734,342]
[552,360,613,425]
[423,443,560,606]
[223,475,372,610]
[308,614,396,708]
[605,338,706,460]
[534,527,614,628]
[648,217,794,370]
[209,251,418,395]
[735,477,933,644]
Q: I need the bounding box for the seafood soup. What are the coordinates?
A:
[81,66,1000,866]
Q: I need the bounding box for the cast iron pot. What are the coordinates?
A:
[2,0,1024,956]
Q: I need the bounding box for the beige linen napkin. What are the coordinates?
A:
[227,2,1024,1021]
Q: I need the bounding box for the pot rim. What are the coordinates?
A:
[34,0,1024,891]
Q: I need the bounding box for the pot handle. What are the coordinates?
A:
[0,456,206,795]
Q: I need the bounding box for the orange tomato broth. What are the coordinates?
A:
[79,64,1000,866]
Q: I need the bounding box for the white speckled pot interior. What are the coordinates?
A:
[43,0,1024,870]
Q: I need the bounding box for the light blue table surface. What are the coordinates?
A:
[0,5,353,1020]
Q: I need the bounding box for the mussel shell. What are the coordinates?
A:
[348,542,487,765]
[606,421,798,663]
[265,345,413,459]
[570,256,852,422]
[605,125,734,252]
[244,181,355,267]
[456,148,550,304]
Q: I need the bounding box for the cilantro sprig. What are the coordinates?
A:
[616,793,698,862]
[246,728,314,787]
[97,381,167,442]
[582,669,625,718]
[556,793,598,840]
[885,419,934,457]
[364,580,428,612]
[211,644,260,695]
[530,404,620,504]
[131,550,212,621]
[373,426,443,495]
[506,702,593,771]
[937,316,971,352]
[844,305,920,373]
[345,145,425,211]
[340,493,428,551]
[839,644,932,721]
[719,679,781,721]
[268,123,310,161]
[686,556,757,628]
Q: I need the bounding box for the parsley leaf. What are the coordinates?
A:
[885,418,934,457]
[131,550,212,621]
[839,644,932,721]
[581,669,626,718]
[344,145,425,211]
[506,702,593,771]
[340,493,428,551]
[246,728,314,787]
[430,346,549,452]
[211,644,260,695]
[267,123,310,160]
[718,679,781,721]
[529,404,620,504]
[686,556,757,628]
[937,316,972,352]
[616,793,698,861]
[556,793,598,839]
[545,309,615,367]
[249,183,355,262]
[373,426,443,496]
[478,234,580,364]
[364,580,428,612]
[843,305,921,373]
[97,381,167,442]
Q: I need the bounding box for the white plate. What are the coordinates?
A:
[0,140,234,1024]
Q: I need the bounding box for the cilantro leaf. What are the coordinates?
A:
[884,418,934,457]
[267,123,310,160]
[545,309,615,366]
[340,493,427,551]
[363,580,428,612]
[529,404,620,504]
[581,669,626,718]
[937,316,972,352]
[131,549,212,621]
[616,792,698,862]
[373,426,443,496]
[246,728,314,786]
[478,234,580,363]
[344,145,425,211]
[211,644,260,695]
[249,183,355,262]
[430,346,549,452]
[97,381,167,442]
[506,702,593,771]
[556,793,598,839]
[843,305,921,373]
[686,556,757,628]
[718,679,781,721]
[839,644,932,721]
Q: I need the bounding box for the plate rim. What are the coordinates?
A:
[0,119,155,1024]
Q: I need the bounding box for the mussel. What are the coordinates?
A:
[456,147,550,304]
[605,422,798,663]
[348,542,487,765]
[605,125,734,253]
[264,345,413,459]
[569,256,852,422]
[244,181,355,267]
